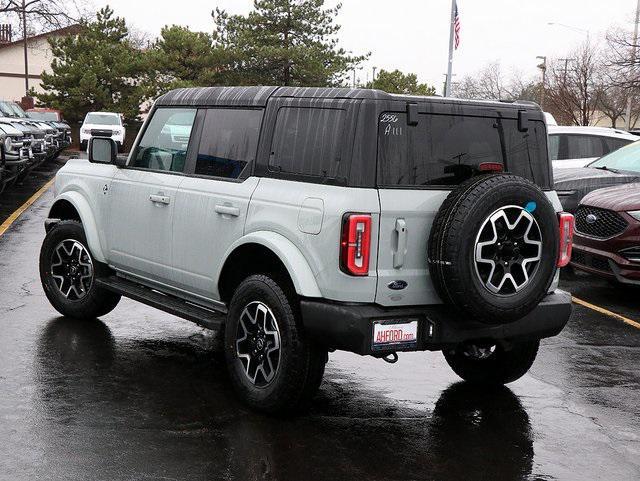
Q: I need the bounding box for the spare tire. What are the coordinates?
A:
[428,174,558,324]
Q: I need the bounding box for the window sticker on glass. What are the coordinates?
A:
[380,113,399,123]
[383,123,403,136]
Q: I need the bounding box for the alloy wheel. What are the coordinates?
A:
[50,239,94,300]
[474,205,542,295]
[235,301,282,387]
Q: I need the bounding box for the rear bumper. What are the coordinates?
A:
[300,290,573,356]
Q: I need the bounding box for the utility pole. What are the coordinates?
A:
[445,0,456,97]
[536,56,547,108]
[372,66,377,83]
[626,0,640,130]
[22,0,29,95]
[558,58,573,84]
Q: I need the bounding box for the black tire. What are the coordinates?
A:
[224,274,326,414]
[443,340,539,385]
[80,140,87,152]
[39,220,121,319]
[428,174,559,323]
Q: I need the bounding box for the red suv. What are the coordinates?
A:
[571,183,640,284]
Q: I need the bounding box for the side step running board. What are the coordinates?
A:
[95,276,226,331]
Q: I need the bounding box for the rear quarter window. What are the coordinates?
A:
[377,112,550,188]
[269,107,346,179]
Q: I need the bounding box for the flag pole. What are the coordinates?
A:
[445,0,456,97]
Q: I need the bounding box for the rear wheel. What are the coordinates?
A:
[224,274,326,414]
[39,220,121,319]
[443,340,539,385]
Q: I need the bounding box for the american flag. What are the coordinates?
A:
[454,2,461,49]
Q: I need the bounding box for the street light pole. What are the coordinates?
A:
[536,56,547,108]
[625,0,640,130]
[22,0,29,95]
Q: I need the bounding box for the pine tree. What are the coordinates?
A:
[35,7,145,122]
[366,69,436,96]
[213,0,368,86]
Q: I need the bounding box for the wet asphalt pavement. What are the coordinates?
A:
[1,169,639,481]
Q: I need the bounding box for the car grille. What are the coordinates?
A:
[572,250,612,273]
[575,206,628,239]
[91,129,113,137]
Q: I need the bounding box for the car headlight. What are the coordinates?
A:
[628,210,640,221]
[113,129,121,135]
[82,128,91,134]
[4,136,11,152]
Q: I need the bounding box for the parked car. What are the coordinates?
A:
[0,101,48,170]
[80,112,125,152]
[548,125,636,169]
[40,86,574,413]
[571,183,640,285]
[0,122,29,188]
[0,101,69,159]
[554,140,640,212]
[27,107,72,156]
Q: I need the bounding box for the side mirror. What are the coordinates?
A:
[88,137,118,164]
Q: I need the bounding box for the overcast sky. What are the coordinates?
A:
[94,0,638,92]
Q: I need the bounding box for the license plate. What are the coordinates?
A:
[372,320,418,350]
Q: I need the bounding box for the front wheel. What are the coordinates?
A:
[224,274,326,414]
[443,340,539,385]
[39,220,121,319]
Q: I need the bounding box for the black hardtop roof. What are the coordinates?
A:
[155,86,542,112]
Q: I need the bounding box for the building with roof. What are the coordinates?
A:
[0,24,80,103]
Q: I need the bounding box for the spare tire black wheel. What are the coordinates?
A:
[428,174,558,324]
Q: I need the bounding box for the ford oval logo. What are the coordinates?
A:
[586,213,598,224]
[388,280,408,290]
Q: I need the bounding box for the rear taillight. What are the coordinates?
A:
[340,214,372,276]
[557,212,574,267]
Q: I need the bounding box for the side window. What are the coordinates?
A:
[269,107,345,178]
[130,108,197,173]
[603,137,632,154]
[548,134,560,160]
[566,135,605,159]
[195,108,263,179]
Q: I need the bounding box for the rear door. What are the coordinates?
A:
[375,107,549,306]
[171,107,263,301]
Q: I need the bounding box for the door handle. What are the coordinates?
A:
[215,204,240,217]
[149,194,170,205]
[393,218,408,268]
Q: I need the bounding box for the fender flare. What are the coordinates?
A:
[49,191,107,263]
[218,231,322,298]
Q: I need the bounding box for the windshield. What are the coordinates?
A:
[0,101,16,117]
[7,102,28,118]
[29,111,59,121]
[84,113,121,126]
[589,140,640,173]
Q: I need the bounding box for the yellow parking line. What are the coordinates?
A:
[0,178,55,237]
[573,296,640,330]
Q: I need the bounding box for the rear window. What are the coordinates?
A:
[377,113,549,188]
[269,107,345,179]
